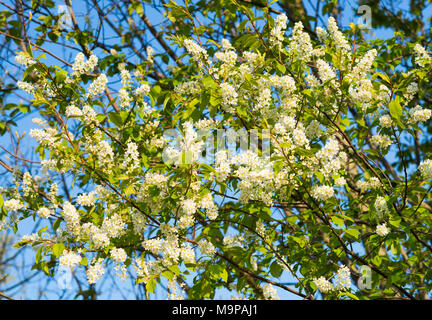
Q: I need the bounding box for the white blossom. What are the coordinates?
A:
[110,248,127,263]
[376,223,390,237]
[59,250,82,268]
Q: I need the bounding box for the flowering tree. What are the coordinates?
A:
[1,0,432,300]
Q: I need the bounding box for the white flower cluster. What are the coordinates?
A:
[314,265,351,294]
[378,85,391,104]
[48,183,59,204]
[414,44,432,67]
[142,238,162,254]
[256,220,266,238]
[145,172,168,190]
[199,193,219,220]
[110,248,127,263]
[229,150,275,206]
[181,198,197,215]
[311,185,334,202]
[87,258,105,284]
[316,59,337,85]
[327,17,351,53]
[65,104,83,118]
[214,39,238,76]
[59,250,82,268]
[87,74,107,98]
[72,52,98,76]
[270,74,296,95]
[349,78,374,110]
[136,83,151,97]
[119,88,132,108]
[376,223,390,237]
[195,118,219,130]
[15,53,36,67]
[147,46,154,63]
[370,134,392,149]
[77,191,97,207]
[262,284,279,300]
[198,239,216,256]
[81,222,109,249]
[243,51,261,68]
[334,177,346,186]
[408,105,431,124]
[30,127,59,149]
[174,80,201,95]
[180,244,195,264]
[220,82,238,113]
[374,196,389,216]
[94,140,114,169]
[62,201,80,236]
[17,81,35,95]
[334,265,351,291]
[122,141,140,171]
[306,73,320,89]
[184,39,208,68]
[4,199,25,212]
[102,213,126,238]
[316,27,327,42]
[22,172,34,196]
[404,82,418,103]
[356,177,381,192]
[223,234,246,248]
[215,149,231,182]
[253,81,272,114]
[20,233,39,243]
[379,114,392,128]
[315,137,345,178]
[270,14,287,48]
[37,207,52,219]
[288,22,313,61]
[41,159,58,172]
[347,49,377,83]
[419,159,432,179]
[82,105,99,126]
[142,226,186,266]
[314,276,333,293]
[120,69,131,86]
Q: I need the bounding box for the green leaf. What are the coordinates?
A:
[389,97,402,121]
[81,257,88,266]
[345,228,359,240]
[108,112,123,127]
[52,243,65,257]
[338,291,359,300]
[276,63,286,74]
[389,217,401,228]
[161,270,175,281]
[146,278,157,293]
[220,268,228,282]
[331,215,345,227]
[269,261,283,278]
[169,265,180,275]
[55,69,68,83]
